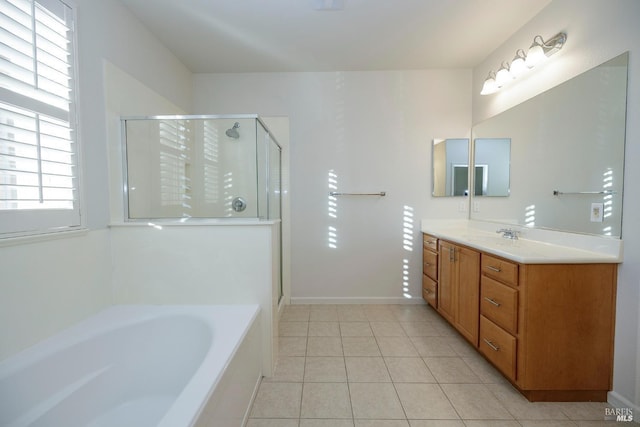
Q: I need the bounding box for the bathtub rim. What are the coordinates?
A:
[0,304,262,427]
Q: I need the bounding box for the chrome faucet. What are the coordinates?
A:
[496,228,519,240]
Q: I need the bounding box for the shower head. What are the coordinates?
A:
[226,122,240,139]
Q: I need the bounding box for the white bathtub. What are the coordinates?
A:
[0,305,262,427]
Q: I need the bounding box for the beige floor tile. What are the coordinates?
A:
[340,322,374,337]
[418,306,444,322]
[281,310,311,321]
[250,382,302,418]
[376,336,419,357]
[463,421,522,427]
[339,311,369,322]
[310,308,340,321]
[462,354,508,384]
[301,382,352,419]
[408,421,465,427]
[279,336,308,356]
[486,383,569,420]
[399,322,440,337]
[390,305,432,322]
[356,420,410,427]
[349,382,406,419]
[384,357,436,383]
[309,321,341,336]
[280,321,309,336]
[395,383,460,419]
[342,336,381,357]
[370,322,407,337]
[265,356,305,382]
[246,419,299,427]
[432,322,460,337]
[519,422,580,427]
[310,304,340,311]
[444,336,480,358]
[575,421,619,426]
[338,306,369,321]
[282,304,310,316]
[300,419,355,427]
[305,356,347,382]
[558,402,613,421]
[307,336,343,356]
[409,336,458,357]
[365,311,397,321]
[423,357,481,383]
[441,383,513,420]
[345,357,391,382]
[286,304,311,311]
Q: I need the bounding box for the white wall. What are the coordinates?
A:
[193,70,471,303]
[472,0,640,410]
[0,0,194,362]
[0,231,112,360]
[76,0,193,229]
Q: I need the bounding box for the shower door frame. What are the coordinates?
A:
[120,114,283,222]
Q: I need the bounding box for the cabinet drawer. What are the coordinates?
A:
[423,234,438,252]
[479,315,516,381]
[423,249,438,279]
[481,276,518,334]
[482,254,518,287]
[422,274,437,308]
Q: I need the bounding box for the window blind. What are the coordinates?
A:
[0,0,79,237]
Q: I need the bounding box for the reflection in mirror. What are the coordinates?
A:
[473,138,510,196]
[471,52,628,237]
[432,138,470,197]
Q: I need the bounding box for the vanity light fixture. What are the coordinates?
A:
[480,32,567,95]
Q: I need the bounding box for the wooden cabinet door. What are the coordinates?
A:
[455,245,480,345]
[438,241,455,323]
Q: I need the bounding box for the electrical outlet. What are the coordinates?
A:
[590,202,604,222]
[473,201,480,212]
[458,201,467,212]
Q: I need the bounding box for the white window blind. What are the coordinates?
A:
[0,0,80,237]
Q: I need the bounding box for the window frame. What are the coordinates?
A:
[0,0,84,239]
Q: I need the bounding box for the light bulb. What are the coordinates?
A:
[509,50,528,77]
[526,36,546,68]
[495,62,513,87]
[480,72,498,95]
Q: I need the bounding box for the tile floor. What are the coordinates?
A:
[247,304,619,427]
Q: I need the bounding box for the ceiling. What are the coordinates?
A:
[120,0,552,73]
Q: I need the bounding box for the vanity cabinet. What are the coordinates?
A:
[427,235,617,402]
[421,234,438,308]
[437,240,480,345]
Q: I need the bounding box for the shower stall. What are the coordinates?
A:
[121,115,281,221]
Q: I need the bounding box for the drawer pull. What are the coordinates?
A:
[424,288,431,294]
[484,297,501,307]
[483,338,500,351]
[487,265,502,272]
[424,240,436,245]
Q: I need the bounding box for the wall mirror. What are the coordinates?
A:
[471,52,628,237]
[473,138,510,196]
[432,138,470,197]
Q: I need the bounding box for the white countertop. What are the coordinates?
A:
[421,219,623,264]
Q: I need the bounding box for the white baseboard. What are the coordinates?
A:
[289,296,426,305]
